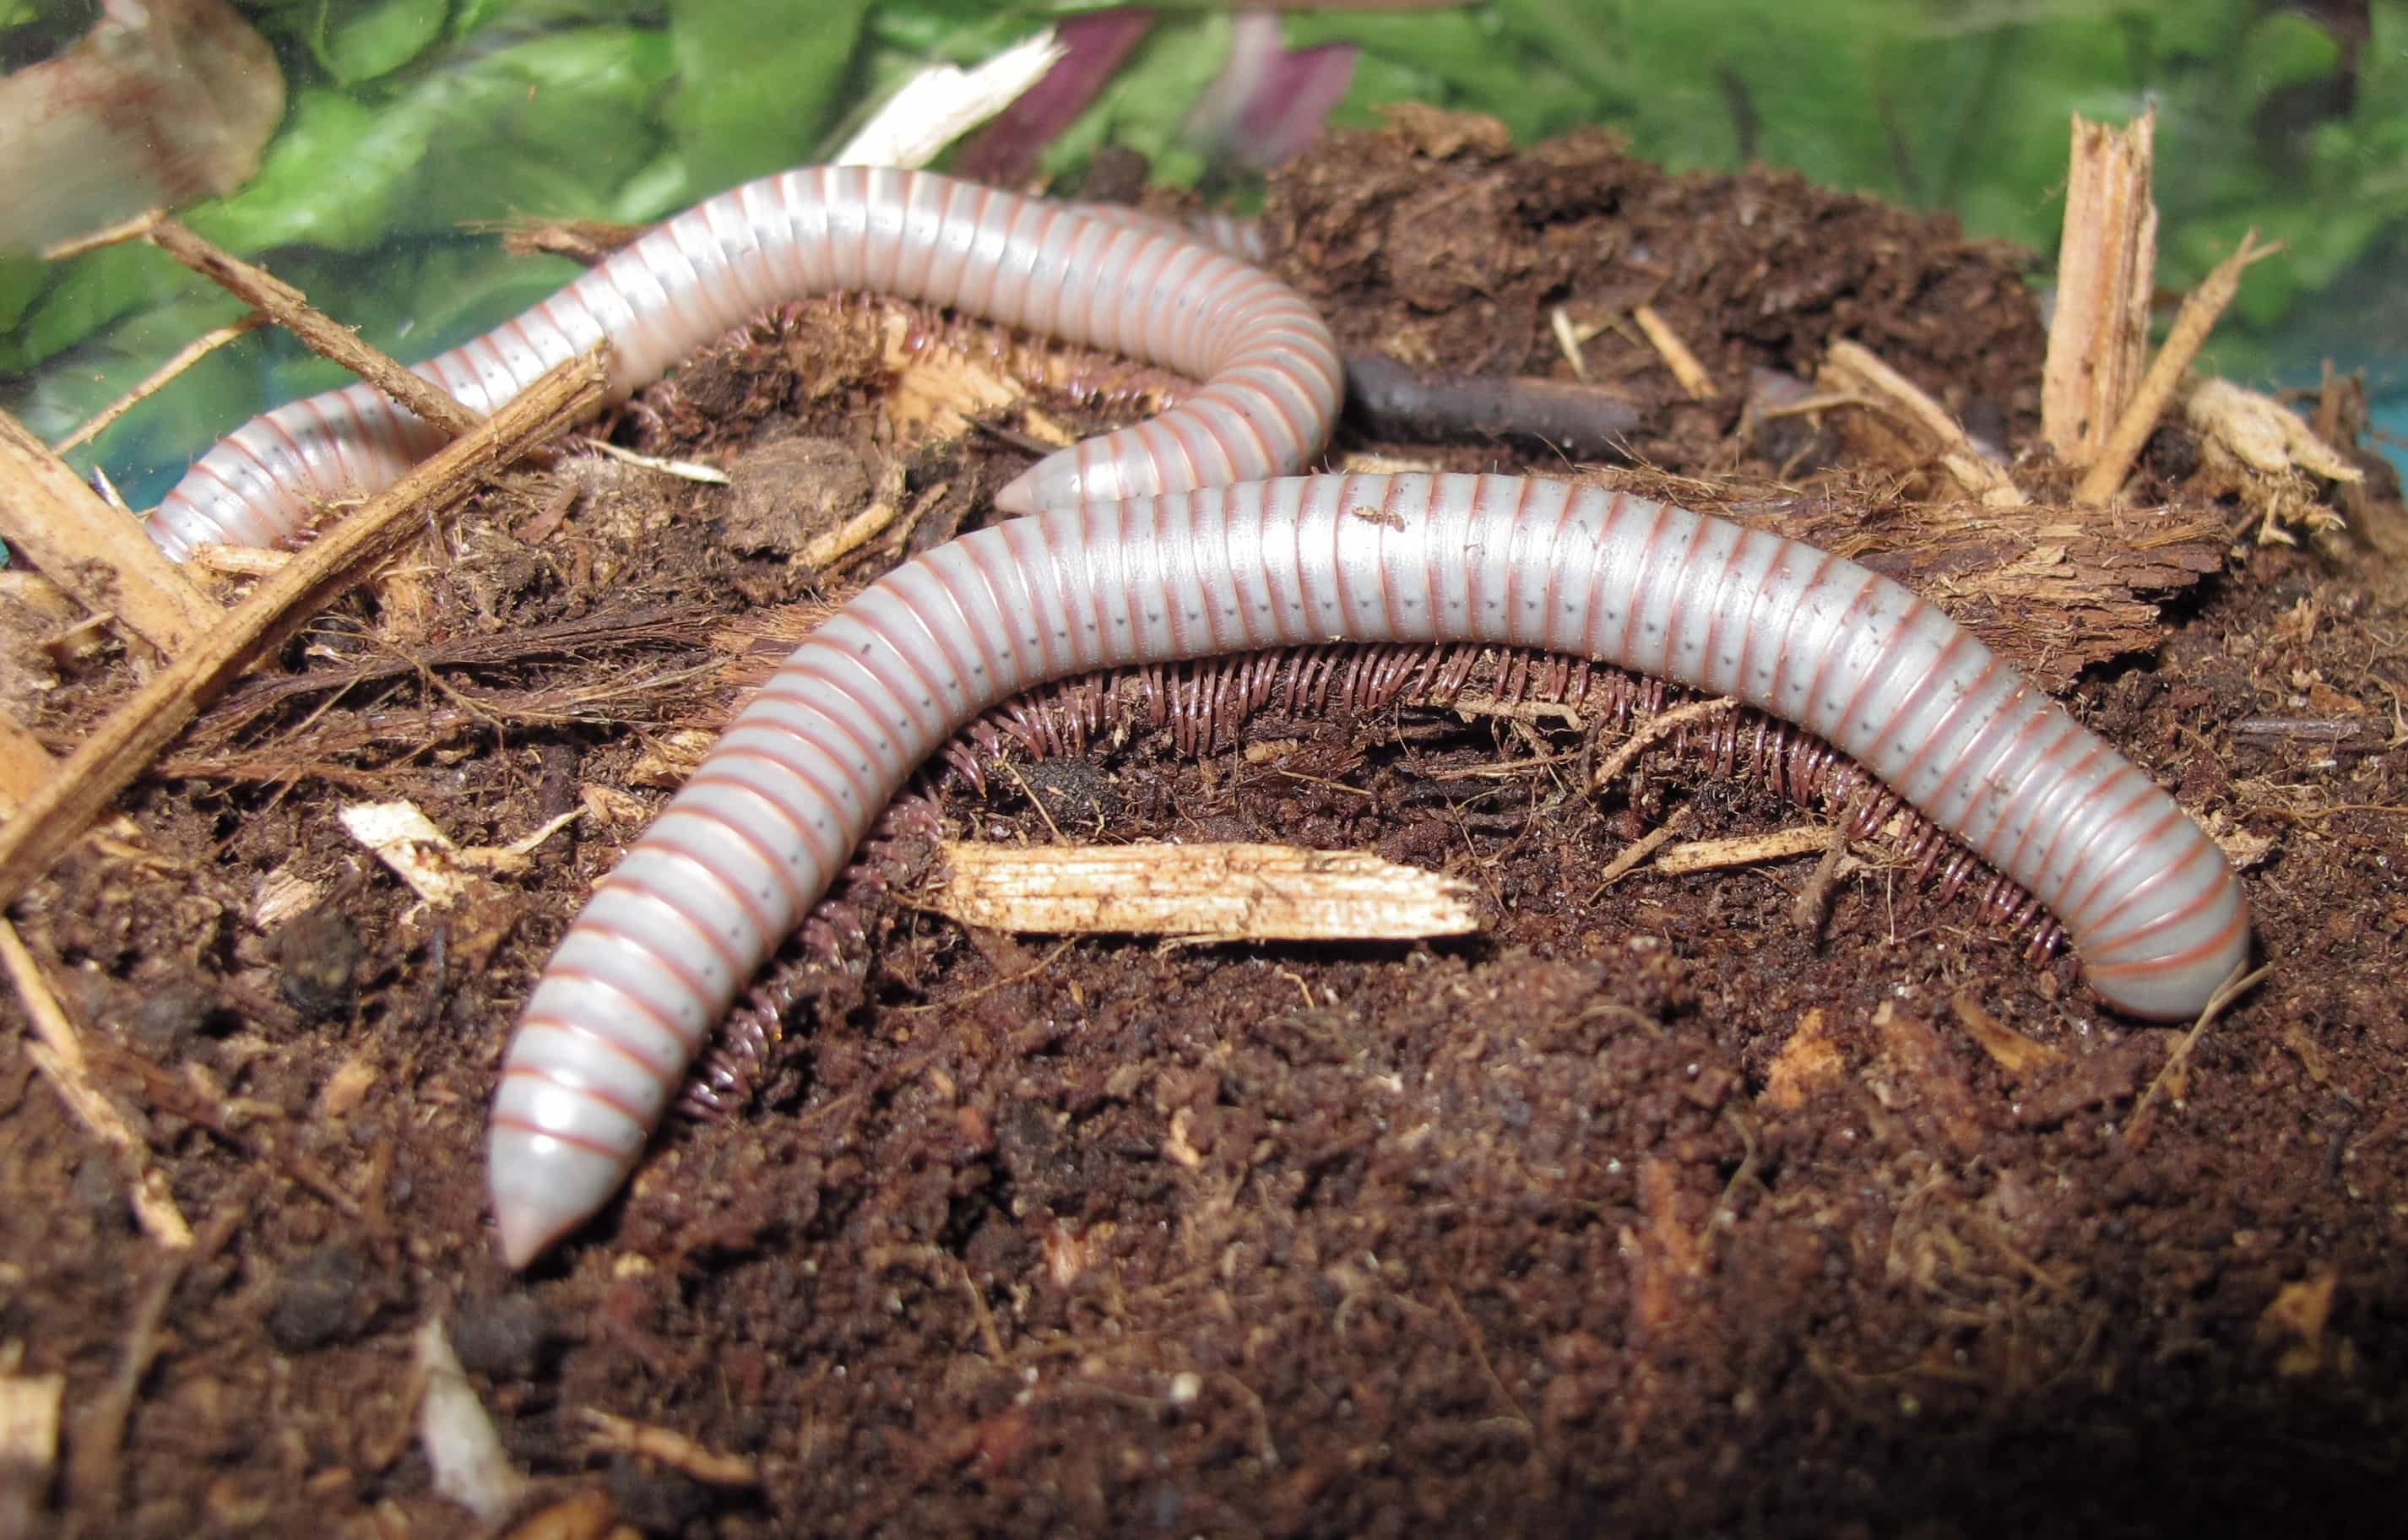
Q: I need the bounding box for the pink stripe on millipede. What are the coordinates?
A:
[1833,597,1925,741]
[646,827,787,939]
[506,1064,650,1125]
[491,1114,626,1159]
[2061,805,2193,930]
[594,872,746,987]
[520,1017,674,1087]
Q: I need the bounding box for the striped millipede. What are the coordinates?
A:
[489,471,2251,1266]
[141,165,1341,559]
[682,642,2084,1121]
[117,164,2245,1266]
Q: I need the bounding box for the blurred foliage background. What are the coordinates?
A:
[3,0,2401,501]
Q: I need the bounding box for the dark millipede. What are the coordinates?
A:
[130,166,2248,1269]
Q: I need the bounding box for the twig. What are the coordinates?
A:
[0,351,609,913]
[1343,352,1643,458]
[66,1251,181,1510]
[1655,824,1840,876]
[0,919,192,1248]
[2124,959,2273,1142]
[1439,1285,1532,1438]
[115,212,484,438]
[0,409,220,655]
[1792,786,1876,935]
[1633,304,1717,399]
[1588,806,1693,897]
[52,314,271,454]
[932,841,1479,941]
[2042,110,2156,466]
[1589,697,1738,791]
[1549,306,1592,381]
[1820,340,2026,505]
[578,1409,759,1487]
[2075,229,2285,506]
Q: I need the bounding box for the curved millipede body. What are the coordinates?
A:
[143,165,1342,558]
[491,471,2251,1266]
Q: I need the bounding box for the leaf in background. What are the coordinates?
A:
[1034,10,1236,187]
[188,25,674,255]
[306,0,449,84]
[1282,6,1589,147]
[664,0,875,185]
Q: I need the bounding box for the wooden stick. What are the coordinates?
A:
[2074,230,2285,507]
[138,214,485,437]
[0,409,221,655]
[0,350,607,912]
[1820,339,2026,506]
[0,919,192,1249]
[2042,110,2156,466]
[1633,304,1718,399]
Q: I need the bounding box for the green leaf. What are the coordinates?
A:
[664,0,875,183]
[308,0,450,84]
[1032,11,1234,188]
[191,27,675,253]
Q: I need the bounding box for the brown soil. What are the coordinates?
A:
[5,114,2405,1538]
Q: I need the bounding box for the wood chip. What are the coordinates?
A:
[1632,304,1717,399]
[1762,1008,1842,1111]
[338,800,578,908]
[833,27,1066,169]
[1950,991,2064,1076]
[0,712,54,818]
[499,1492,632,1540]
[2043,109,2156,466]
[2186,378,2362,485]
[0,919,192,1249]
[2257,1267,2343,1378]
[416,1319,528,1523]
[1820,339,2026,506]
[0,1372,64,1536]
[1872,1000,1985,1158]
[933,841,1478,941]
[579,1409,759,1487]
[1652,824,1841,876]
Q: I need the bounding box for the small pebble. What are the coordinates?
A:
[269,908,366,1020]
[451,1294,550,1379]
[266,1244,365,1353]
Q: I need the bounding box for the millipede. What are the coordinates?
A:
[130,165,2248,1270]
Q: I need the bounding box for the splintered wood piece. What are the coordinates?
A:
[1632,304,1717,399]
[0,919,193,1249]
[1818,340,2026,506]
[935,840,1479,941]
[2075,229,2284,507]
[2044,109,2157,466]
[0,409,220,654]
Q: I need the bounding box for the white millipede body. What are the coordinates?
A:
[117,165,2244,1270]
